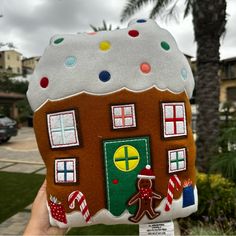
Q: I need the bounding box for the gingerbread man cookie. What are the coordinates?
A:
[128,165,162,223]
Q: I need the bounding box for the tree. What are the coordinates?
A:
[121,0,227,172]
[210,102,236,182]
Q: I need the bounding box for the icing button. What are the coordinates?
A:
[140,63,151,74]
[128,30,139,37]
[161,41,170,51]
[99,71,111,82]
[53,38,64,45]
[40,77,49,88]
[181,68,188,80]
[65,56,77,67]
[137,19,146,23]
[87,32,97,35]
[99,41,111,51]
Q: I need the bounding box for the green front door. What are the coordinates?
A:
[103,136,151,216]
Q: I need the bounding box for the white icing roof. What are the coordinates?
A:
[27,19,195,111]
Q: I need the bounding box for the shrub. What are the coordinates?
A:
[211,151,236,182]
[187,221,236,235]
[179,173,236,235]
[194,173,236,222]
[212,102,236,182]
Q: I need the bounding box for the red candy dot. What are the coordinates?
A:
[128,30,139,37]
[140,63,151,74]
[40,77,49,88]
[87,32,97,35]
[113,179,119,184]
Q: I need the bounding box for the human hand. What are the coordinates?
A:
[24,180,68,235]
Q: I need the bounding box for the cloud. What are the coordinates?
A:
[0,0,126,56]
[0,0,235,59]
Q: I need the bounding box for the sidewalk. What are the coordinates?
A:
[0,205,32,235]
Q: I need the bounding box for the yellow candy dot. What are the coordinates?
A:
[99,41,111,51]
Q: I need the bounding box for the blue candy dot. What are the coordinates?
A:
[99,71,111,82]
[137,19,146,23]
[65,56,77,67]
[181,68,188,80]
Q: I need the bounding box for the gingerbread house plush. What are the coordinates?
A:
[27,18,197,228]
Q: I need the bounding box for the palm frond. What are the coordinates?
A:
[121,0,152,22]
[149,0,175,19]
[210,152,236,182]
[183,0,193,18]
[161,0,180,23]
[89,24,99,32]
[90,21,119,32]
[102,20,107,30]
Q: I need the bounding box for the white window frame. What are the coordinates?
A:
[55,158,77,184]
[168,148,187,173]
[47,110,79,149]
[162,102,187,138]
[111,104,136,129]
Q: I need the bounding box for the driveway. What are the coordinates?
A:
[0,127,45,174]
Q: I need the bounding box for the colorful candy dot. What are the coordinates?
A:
[140,63,151,74]
[99,41,111,51]
[65,56,77,67]
[161,41,170,51]
[87,32,97,35]
[54,38,64,45]
[128,30,139,37]
[181,68,188,80]
[137,19,146,23]
[40,77,49,88]
[99,71,111,82]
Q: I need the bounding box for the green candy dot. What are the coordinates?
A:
[161,41,170,51]
[54,38,64,45]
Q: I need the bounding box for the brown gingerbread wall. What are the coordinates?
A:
[33,88,196,216]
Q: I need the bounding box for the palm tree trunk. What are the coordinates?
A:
[193,0,227,172]
[195,37,220,171]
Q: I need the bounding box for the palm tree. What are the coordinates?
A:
[90,20,119,32]
[121,0,227,172]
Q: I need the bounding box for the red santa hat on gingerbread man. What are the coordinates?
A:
[138,165,155,179]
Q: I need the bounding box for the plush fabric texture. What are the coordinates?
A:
[27,19,197,228]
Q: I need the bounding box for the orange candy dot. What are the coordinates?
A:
[140,63,151,74]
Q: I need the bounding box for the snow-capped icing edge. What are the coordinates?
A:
[48,186,198,228]
[32,86,188,112]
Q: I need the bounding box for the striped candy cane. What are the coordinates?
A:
[165,174,181,211]
[68,190,91,223]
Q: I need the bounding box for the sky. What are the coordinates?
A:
[0,0,235,60]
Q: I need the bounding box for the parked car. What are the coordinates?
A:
[0,114,18,143]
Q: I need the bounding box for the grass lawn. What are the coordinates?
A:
[0,172,138,235]
[0,172,44,223]
[67,224,138,235]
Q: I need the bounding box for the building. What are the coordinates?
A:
[22,56,40,74]
[0,92,25,119]
[220,57,236,103]
[0,50,22,74]
[186,57,236,105]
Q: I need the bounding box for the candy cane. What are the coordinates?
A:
[165,174,181,211]
[68,190,91,223]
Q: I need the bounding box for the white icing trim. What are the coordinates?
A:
[137,175,155,179]
[32,86,187,112]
